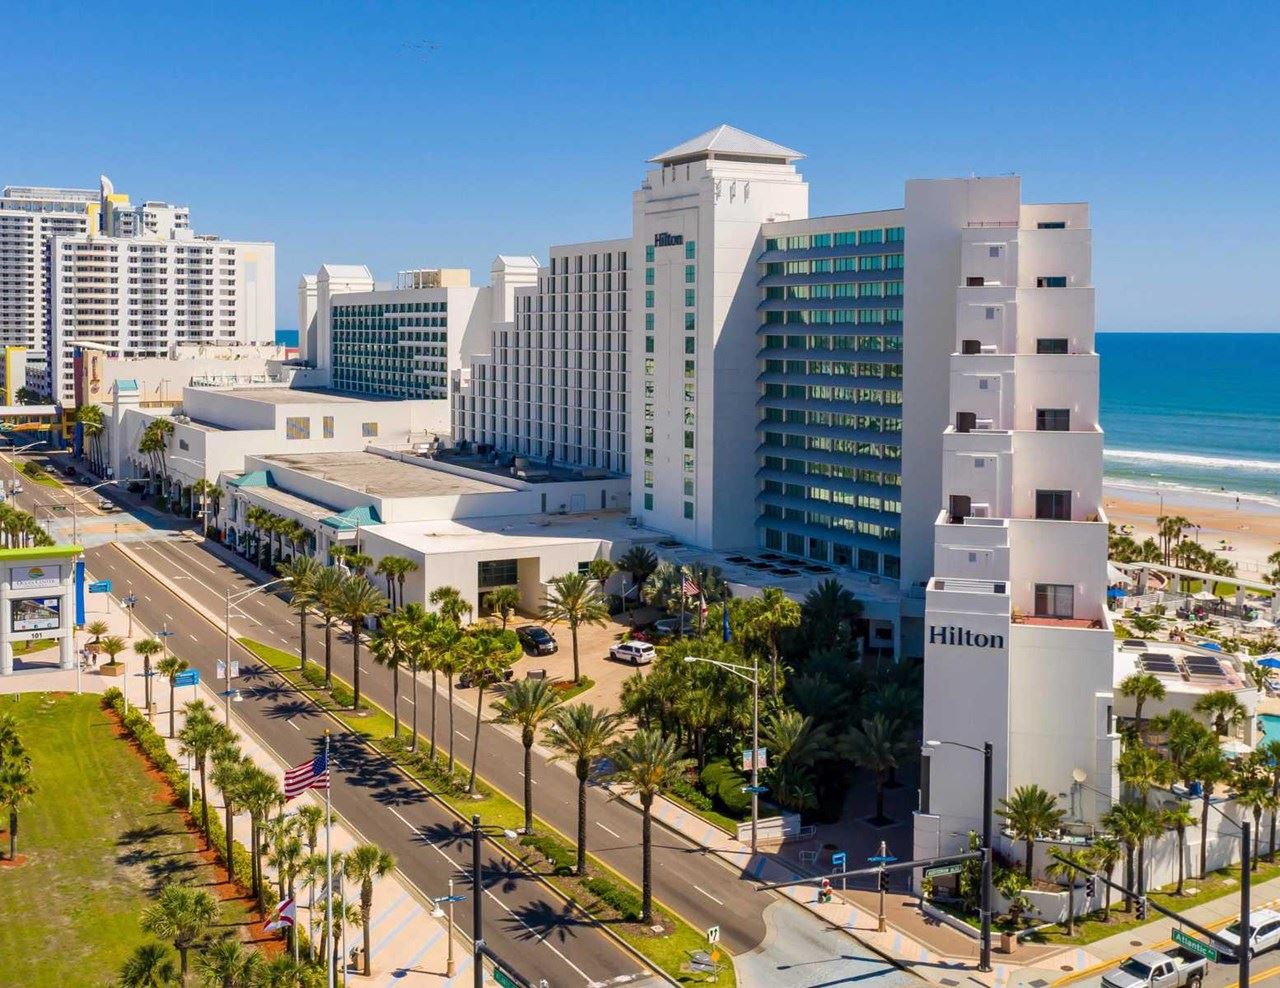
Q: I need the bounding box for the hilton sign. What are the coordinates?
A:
[929,625,1005,649]
[653,233,684,247]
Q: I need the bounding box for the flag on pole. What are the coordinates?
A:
[681,576,700,598]
[265,896,296,931]
[284,750,330,800]
[699,596,708,619]
[216,659,241,680]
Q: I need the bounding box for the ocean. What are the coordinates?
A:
[1098,332,1280,507]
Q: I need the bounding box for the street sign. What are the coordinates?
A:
[924,863,963,879]
[88,580,112,593]
[868,854,898,864]
[123,594,138,606]
[1172,928,1219,962]
[741,747,768,771]
[740,784,769,795]
[158,629,176,637]
[831,851,847,870]
[706,925,720,944]
[493,967,520,988]
[174,668,200,688]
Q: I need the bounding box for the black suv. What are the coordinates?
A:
[516,625,558,655]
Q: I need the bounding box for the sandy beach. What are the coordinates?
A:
[1104,482,1280,578]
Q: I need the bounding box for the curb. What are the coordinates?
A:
[109,542,675,986]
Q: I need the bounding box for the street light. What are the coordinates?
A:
[686,652,762,853]
[430,879,467,976]
[5,439,46,495]
[925,738,994,973]
[223,577,291,724]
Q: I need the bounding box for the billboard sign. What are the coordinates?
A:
[12,596,61,632]
[10,565,61,590]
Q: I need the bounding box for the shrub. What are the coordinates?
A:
[520,833,576,876]
[700,759,732,792]
[668,775,713,812]
[716,773,752,816]
[329,679,356,708]
[584,876,643,921]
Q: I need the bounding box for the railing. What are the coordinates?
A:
[966,221,1018,228]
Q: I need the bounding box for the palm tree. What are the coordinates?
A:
[1101,802,1144,909]
[998,784,1065,881]
[179,703,232,844]
[134,637,166,708]
[1089,834,1122,919]
[541,571,609,684]
[492,679,563,833]
[1163,802,1198,894]
[118,942,178,988]
[603,729,693,923]
[265,824,304,908]
[1188,744,1231,878]
[459,628,520,793]
[279,556,323,673]
[0,754,35,859]
[436,631,464,775]
[157,654,190,738]
[140,883,218,984]
[430,584,473,626]
[1258,738,1280,861]
[313,567,345,687]
[746,586,801,695]
[545,703,621,876]
[418,609,460,758]
[376,555,418,611]
[344,842,396,976]
[841,714,909,824]
[196,937,264,988]
[335,576,388,710]
[1235,758,1273,870]
[1194,689,1248,737]
[487,585,520,630]
[801,578,862,650]
[241,769,284,909]
[372,611,411,739]
[1047,848,1089,935]
[1117,738,1171,803]
[1117,672,1167,738]
[99,634,128,669]
[617,546,658,622]
[85,618,109,645]
[210,749,248,883]
[259,954,314,988]
[399,603,432,752]
[587,558,616,586]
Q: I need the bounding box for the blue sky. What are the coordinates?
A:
[6,1,1278,332]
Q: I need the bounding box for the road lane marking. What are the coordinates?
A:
[595,822,622,839]
[288,719,301,731]
[387,806,418,832]
[692,884,724,906]
[188,635,197,642]
[455,731,470,742]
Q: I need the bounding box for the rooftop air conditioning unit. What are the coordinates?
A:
[980,344,998,354]
[972,503,991,518]
[975,418,994,430]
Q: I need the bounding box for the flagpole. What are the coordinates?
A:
[325,731,334,988]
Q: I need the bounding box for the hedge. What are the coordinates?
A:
[668,774,713,812]
[520,832,577,876]
[583,876,643,922]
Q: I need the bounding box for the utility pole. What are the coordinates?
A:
[473,814,483,988]
[1242,819,1251,988]
[980,741,993,974]
[877,840,888,932]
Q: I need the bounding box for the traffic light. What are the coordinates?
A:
[1135,896,1148,921]
[879,870,889,893]
[1085,875,1096,898]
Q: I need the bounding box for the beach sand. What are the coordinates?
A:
[1104,482,1280,578]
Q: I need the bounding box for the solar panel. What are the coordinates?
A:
[1140,653,1180,674]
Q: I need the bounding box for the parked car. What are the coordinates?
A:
[653,615,697,638]
[1219,908,1280,960]
[10,482,22,495]
[516,625,558,655]
[96,496,113,511]
[1102,950,1206,988]
[59,464,77,477]
[609,641,656,665]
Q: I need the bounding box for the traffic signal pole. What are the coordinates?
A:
[1241,820,1251,988]
[473,815,484,988]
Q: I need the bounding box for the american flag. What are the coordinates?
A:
[284,751,330,800]
[681,576,700,597]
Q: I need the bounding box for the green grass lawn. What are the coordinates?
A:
[11,638,55,656]
[241,638,732,985]
[0,692,255,987]
[20,462,62,488]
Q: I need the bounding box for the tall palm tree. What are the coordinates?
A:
[118,942,178,988]
[429,584,473,626]
[436,630,464,775]
[279,556,323,673]
[487,585,520,630]
[140,883,218,985]
[1188,744,1232,878]
[313,567,345,687]
[372,611,411,740]
[196,937,264,988]
[841,714,909,824]
[801,578,862,650]
[210,748,248,883]
[375,555,417,611]
[746,586,801,696]
[259,954,313,988]
[492,679,564,834]
[998,784,1065,881]
[157,654,190,738]
[0,753,35,860]
[541,571,608,684]
[459,628,520,793]
[344,842,396,976]
[603,729,693,923]
[1163,802,1198,895]
[1089,834,1123,919]
[545,703,621,876]
[587,558,616,586]
[400,603,432,752]
[241,769,284,909]
[617,546,658,622]
[178,704,231,844]
[1117,672,1167,738]
[335,576,388,710]
[1235,757,1273,870]
[1117,738,1171,803]
[1046,848,1089,935]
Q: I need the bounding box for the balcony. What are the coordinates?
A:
[1012,613,1104,630]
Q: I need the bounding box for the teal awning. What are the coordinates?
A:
[229,470,275,489]
[115,379,139,392]
[320,504,381,531]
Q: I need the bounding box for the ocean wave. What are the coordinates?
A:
[1103,477,1280,512]
[1105,447,1280,474]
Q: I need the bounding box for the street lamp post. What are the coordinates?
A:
[685,653,761,852]
[222,577,292,724]
[5,440,46,495]
[926,738,993,973]
[431,880,466,977]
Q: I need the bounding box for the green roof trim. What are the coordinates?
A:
[0,545,84,562]
[229,470,275,489]
[320,505,381,531]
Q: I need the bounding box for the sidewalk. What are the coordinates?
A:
[0,574,469,986]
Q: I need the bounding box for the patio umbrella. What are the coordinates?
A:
[1256,657,1280,670]
[1199,641,1223,652]
[1247,617,1275,630]
[1194,590,1219,601]
[1107,587,1126,600]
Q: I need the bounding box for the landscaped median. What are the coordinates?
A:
[239,637,732,986]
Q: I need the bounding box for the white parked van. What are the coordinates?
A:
[609,641,656,665]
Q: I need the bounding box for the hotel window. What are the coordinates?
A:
[645,336,654,353]
[1037,338,1069,354]
[361,421,379,437]
[644,358,655,376]
[643,469,654,488]
[1036,408,1071,431]
[684,360,695,379]
[684,289,695,307]
[644,493,653,511]
[885,227,904,243]
[684,430,695,450]
[1036,276,1068,288]
[322,416,335,438]
[645,291,654,308]
[685,240,696,258]
[859,229,884,246]
[684,312,695,331]
[285,416,311,440]
[685,264,695,284]
[1034,583,1075,619]
[645,245,655,262]
[684,337,695,354]
[1035,489,1072,520]
[684,479,694,496]
[1037,221,1067,229]
[645,313,654,331]
[683,452,695,472]
[683,501,694,519]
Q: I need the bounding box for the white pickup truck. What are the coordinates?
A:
[1101,950,1206,988]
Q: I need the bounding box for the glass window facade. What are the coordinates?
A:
[330,299,450,399]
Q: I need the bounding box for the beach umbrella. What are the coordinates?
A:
[1107,587,1126,600]
[1199,641,1223,652]
[1256,657,1280,670]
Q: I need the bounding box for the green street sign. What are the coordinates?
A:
[924,863,963,879]
[493,968,520,988]
[1172,928,1218,962]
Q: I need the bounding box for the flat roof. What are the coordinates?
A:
[260,451,511,498]
[218,387,403,405]
[371,511,633,556]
